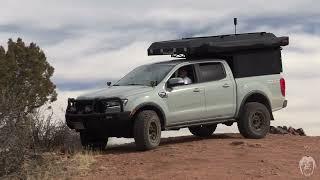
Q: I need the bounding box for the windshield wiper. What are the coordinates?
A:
[127,83,145,86]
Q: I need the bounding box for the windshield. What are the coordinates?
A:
[115,64,175,86]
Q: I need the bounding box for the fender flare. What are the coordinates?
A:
[131,102,167,129]
[237,90,274,120]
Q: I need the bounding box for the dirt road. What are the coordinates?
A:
[77,134,320,180]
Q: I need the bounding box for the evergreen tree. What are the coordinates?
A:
[0,38,57,176]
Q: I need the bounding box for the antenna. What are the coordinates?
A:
[234,18,237,35]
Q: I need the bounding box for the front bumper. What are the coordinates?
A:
[66,112,133,137]
[65,98,133,138]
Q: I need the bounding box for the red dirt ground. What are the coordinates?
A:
[76,134,320,180]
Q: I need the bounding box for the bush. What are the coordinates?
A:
[0,38,58,178]
[30,107,81,152]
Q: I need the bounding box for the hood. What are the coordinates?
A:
[77,85,153,100]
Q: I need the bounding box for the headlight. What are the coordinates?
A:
[103,100,120,113]
[102,99,128,113]
[106,101,120,107]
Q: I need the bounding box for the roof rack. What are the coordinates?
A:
[148,32,289,57]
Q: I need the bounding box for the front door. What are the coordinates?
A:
[163,64,205,125]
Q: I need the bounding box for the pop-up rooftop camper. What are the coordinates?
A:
[148,32,289,78]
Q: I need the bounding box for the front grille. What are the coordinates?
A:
[67,98,123,114]
[75,100,94,114]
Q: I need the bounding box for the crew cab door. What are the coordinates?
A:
[163,64,205,124]
[197,62,236,119]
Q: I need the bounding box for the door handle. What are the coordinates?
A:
[222,84,230,88]
[193,88,200,92]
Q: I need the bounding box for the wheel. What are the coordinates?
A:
[237,102,270,139]
[188,124,217,137]
[80,131,108,150]
[134,110,161,150]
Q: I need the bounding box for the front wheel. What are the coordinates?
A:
[237,102,270,139]
[189,124,217,137]
[134,110,161,151]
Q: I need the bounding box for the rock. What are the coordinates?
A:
[288,127,295,134]
[270,126,277,134]
[296,128,306,136]
[277,127,289,134]
[269,126,306,136]
[269,126,288,134]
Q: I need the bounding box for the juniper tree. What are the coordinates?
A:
[0,38,57,176]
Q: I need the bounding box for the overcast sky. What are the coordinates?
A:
[1,0,320,135]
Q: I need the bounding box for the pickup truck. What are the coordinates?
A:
[66,32,288,150]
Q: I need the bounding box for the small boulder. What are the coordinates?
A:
[296,128,306,136]
[270,126,288,134]
[288,127,295,134]
[269,126,306,136]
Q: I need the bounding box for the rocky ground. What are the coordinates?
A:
[73,133,320,180]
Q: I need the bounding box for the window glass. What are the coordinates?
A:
[115,64,174,86]
[199,63,226,82]
[170,65,196,85]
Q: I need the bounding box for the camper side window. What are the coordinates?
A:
[198,63,226,82]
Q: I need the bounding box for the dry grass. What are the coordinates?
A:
[22,150,98,180]
[1,150,99,180]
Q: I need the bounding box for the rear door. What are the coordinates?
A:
[197,62,235,119]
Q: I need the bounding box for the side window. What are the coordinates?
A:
[198,63,226,82]
[170,65,197,85]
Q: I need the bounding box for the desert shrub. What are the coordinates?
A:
[30,107,81,152]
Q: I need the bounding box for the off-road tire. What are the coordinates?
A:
[237,102,270,139]
[134,110,161,151]
[188,124,217,137]
[80,131,108,150]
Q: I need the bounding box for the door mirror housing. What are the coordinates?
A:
[107,82,112,86]
[167,78,185,88]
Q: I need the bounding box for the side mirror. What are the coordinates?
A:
[107,82,112,86]
[167,78,185,88]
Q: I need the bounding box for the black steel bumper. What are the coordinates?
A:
[65,111,133,138]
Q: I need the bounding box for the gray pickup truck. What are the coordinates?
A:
[66,32,288,150]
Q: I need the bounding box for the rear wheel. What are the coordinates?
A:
[80,131,108,150]
[237,102,270,139]
[134,110,161,151]
[189,124,217,137]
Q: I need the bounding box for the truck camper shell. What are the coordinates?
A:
[148,32,289,78]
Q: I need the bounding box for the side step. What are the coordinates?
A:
[165,118,236,130]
